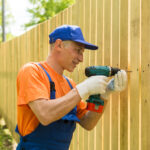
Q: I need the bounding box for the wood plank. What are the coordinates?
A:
[130,0,141,149]
[141,0,150,149]
[30,28,35,61]
[6,42,11,131]
[103,0,111,149]
[57,13,62,26]
[2,43,6,117]
[111,0,120,149]
[26,31,31,62]
[13,37,19,141]
[20,34,25,65]
[11,38,19,141]
[4,43,8,123]
[39,21,48,60]
[90,0,96,66]
[120,0,129,149]
[9,40,13,134]
[96,0,103,66]
[63,9,68,25]
[33,26,40,61]
[72,1,79,25]
[0,43,2,115]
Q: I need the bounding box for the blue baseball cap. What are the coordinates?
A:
[49,25,98,50]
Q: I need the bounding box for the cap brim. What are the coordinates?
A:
[74,39,98,50]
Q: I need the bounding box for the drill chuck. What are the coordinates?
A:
[110,67,120,76]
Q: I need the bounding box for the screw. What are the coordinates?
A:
[145,99,147,103]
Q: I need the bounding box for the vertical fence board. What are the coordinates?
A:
[90,0,96,67]
[96,0,103,66]
[39,21,48,60]
[34,26,40,61]
[130,0,141,149]
[26,31,31,62]
[1,44,5,117]
[141,0,150,149]
[111,0,120,149]
[120,0,129,150]
[0,44,1,116]
[9,40,13,134]
[6,42,10,131]
[11,38,18,140]
[30,28,35,61]
[13,37,19,141]
[103,0,111,150]
[4,43,7,122]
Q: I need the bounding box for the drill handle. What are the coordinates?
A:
[86,94,104,113]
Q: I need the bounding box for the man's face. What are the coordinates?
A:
[58,41,85,72]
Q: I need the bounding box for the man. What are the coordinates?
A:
[16,25,127,150]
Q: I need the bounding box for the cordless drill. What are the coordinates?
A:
[85,66,120,113]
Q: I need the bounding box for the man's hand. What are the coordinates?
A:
[76,76,109,99]
[108,70,127,92]
[101,70,127,99]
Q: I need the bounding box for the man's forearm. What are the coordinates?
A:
[79,100,108,130]
[29,88,81,125]
[47,88,81,121]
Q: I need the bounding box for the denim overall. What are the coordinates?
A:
[15,64,80,150]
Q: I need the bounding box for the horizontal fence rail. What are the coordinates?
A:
[0,0,150,149]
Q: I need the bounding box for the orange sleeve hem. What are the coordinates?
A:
[17,95,49,105]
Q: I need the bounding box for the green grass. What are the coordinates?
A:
[0,124,13,150]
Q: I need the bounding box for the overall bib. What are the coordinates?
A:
[15,63,80,150]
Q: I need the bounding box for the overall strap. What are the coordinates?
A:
[64,76,73,89]
[38,63,56,99]
[38,63,80,122]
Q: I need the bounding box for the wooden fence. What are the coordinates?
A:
[0,0,150,149]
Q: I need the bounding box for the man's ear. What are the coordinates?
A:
[54,39,63,50]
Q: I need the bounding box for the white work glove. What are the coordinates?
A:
[107,70,127,92]
[76,76,109,99]
[101,70,127,100]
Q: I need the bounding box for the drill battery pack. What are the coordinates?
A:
[87,102,104,113]
[86,95,104,113]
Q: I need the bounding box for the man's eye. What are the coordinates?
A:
[78,50,82,54]
[76,48,81,53]
[74,47,83,54]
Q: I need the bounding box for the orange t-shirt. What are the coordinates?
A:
[17,61,87,136]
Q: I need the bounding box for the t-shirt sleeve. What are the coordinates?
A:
[69,78,88,119]
[17,63,50,105]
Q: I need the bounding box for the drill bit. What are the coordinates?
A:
[126,70,132,72]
